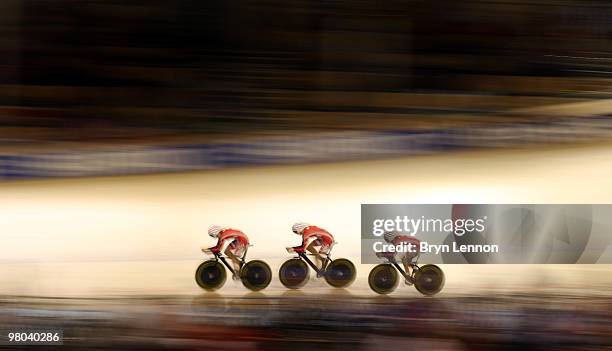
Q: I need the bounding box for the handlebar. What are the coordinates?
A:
[201,247,220,256]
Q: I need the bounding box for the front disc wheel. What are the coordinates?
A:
[414,264,445,296]
[324,258,356,288]
[240,260,272,291]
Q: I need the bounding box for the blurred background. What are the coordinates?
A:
[2,0,612,154]
[3,0,612,350]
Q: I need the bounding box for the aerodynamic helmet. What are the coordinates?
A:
[208,225,223,238]
[383,231,401,243]
[292,222,310,235]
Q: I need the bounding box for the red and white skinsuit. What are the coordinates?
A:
[208,228,250,258]
[292,225,335,255]
[379,234,421,265]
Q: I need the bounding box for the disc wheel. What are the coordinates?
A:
[195,260,227,291]
[414,264,445,296]
[324,258,356,288]
[279,258,310,289]
[368,264,399,295]
[240,260,272,291]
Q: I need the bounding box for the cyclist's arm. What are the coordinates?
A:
[289,235,310,252]
[298,236,320,251]
[209,237,232,254]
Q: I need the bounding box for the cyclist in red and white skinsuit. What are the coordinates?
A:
[379,231,420,284]
[203,225,249,275]
[290,223,335,270]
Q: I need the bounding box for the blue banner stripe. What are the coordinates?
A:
[1,115,612,180]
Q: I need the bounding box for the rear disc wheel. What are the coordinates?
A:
[368,264,399,294]
[279,258,310,289]
[195,260,227,291]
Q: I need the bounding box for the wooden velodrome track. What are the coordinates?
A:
[2,142,612,297]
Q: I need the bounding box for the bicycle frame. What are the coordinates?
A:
[295,251,332,274]
[386,259,420,281]
[212,247,249,276]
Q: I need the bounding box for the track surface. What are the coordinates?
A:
[2,143,612,297]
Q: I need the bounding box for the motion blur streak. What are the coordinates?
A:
[3,0,612,350]
[3,144,612,267]
[2,1,612,151]
[2,145,612,350]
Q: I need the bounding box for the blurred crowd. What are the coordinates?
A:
[1,1,612,151]
[3,293,612,350]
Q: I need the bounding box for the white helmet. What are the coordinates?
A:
[292,222,309,235]
[383,231,400,243]
[208,225,223,238]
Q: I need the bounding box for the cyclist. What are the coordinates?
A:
[203,225,249,277]
[290,222,335,271]
[379,231,420,284]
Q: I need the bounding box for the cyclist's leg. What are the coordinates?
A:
[306,241,324,269]
[224,246,242,274]
[402,253,416,284]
